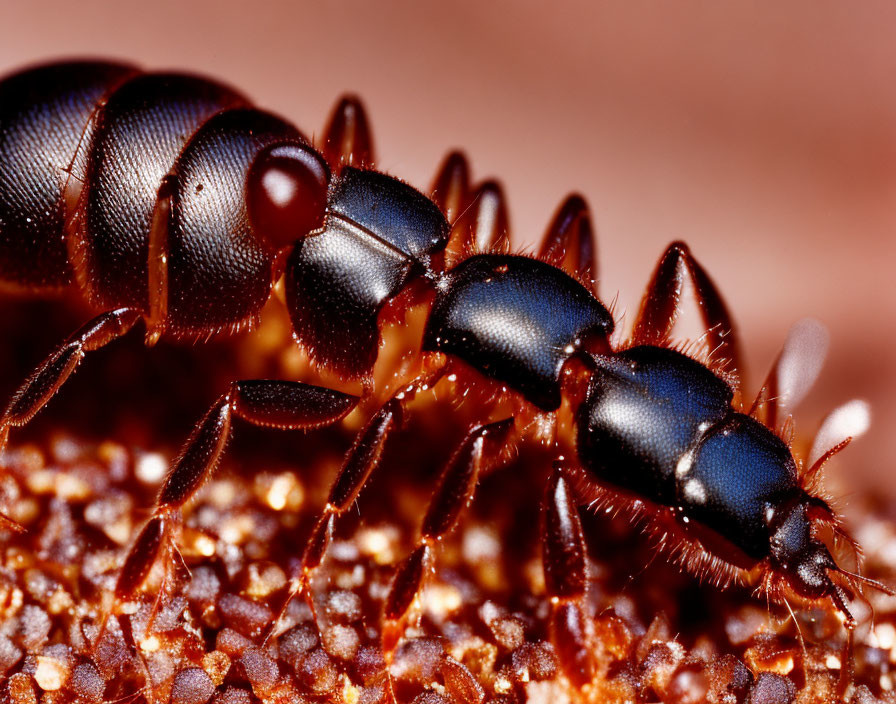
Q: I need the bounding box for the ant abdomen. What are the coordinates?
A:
[0,61,137,290]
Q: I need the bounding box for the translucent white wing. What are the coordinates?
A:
[808,399,871,468]
[774,318,830,419]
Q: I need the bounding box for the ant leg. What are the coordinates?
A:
[542,465,594,686]
[450,180,510,256]
[267,367,446,640]
[0,307,141,457]
[267,399,402,639]
[431,151,471,226]
[381,417,515,656]
[538,194,598,295]
[838,625,855,698]
[632,241,743,382]
[432,150,474,270]
[112,380,358,612]
[322,95,374,171]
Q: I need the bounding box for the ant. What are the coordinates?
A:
[0,60,889,692]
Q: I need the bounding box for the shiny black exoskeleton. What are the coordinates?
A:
[0,59,873,658]
[286,167,450,378]
[424,254,614,411]
[576,345,840,602]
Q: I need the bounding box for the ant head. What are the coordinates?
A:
[768,497,893,628]
[769,500,827,595]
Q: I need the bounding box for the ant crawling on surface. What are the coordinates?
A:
[0,60,890,696]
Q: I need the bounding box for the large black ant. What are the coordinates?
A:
[0,60,889,688]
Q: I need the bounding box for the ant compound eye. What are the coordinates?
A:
[247,142,330,248]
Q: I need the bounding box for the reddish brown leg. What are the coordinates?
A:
[0,307,141,457]
[538,194,598,295]
[542,466,594,686]
[265,399,402,640]
[266,368,447,641]
[430,150,471,225]
[322,95,374,171]
[112,380,358,613]
[449,180,510,258]
[382,417,514,656]
[632,241,743,381]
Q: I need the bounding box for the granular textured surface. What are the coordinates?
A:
[0,428,895,704]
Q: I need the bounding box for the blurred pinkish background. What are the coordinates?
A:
[2,2,895,492]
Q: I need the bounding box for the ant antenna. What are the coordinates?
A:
[823,563,894,643]
[833,565,896,598]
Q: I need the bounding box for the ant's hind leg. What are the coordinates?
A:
[0,308,141,456]
[632,241,743,382]
[0,308,141,529]
[322,94,374,171]
[111,380,358,621]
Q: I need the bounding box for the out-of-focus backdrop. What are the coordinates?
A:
[2,1,895,490]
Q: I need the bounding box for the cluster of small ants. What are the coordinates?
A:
[0,60,894,702]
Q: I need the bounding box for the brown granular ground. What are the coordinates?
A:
[0,430,895,704]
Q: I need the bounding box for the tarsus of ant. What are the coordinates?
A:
[0,427,25,532]
[0,508,24,534]
[827,562,896,696]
